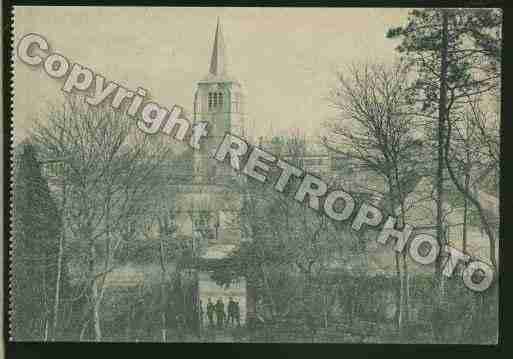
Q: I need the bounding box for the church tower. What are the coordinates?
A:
[193,18,245,183]
[187,19,255,328]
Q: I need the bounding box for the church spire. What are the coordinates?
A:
[208,17,228,77]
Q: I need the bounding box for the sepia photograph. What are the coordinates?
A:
[9,6,500,344]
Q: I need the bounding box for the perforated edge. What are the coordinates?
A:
[7,5,16,342]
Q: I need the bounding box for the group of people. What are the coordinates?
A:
[202,297,241,328]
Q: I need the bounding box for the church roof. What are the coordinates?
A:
[201,18,236,83]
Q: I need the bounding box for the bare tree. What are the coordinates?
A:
[444,97,499,269]
[222,132,348,338]
[33,95,172,340]
[325,61,423,338]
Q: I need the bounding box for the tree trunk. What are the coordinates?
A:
[463,163,470,253]
[43,318,49,341]
[324,293,329,329]
[462,140,471,254]
[433,9,449,343]
[246,276,257,332]
[402,253,410,325]
[394,252,403,337]
[52,230,65,340]
[52,175,67,340]
[92,279,102,341]
[260,264,277,318]
[79,319,89,341]
[436,8,448,275]
[389,173,406,339]
[87,227,102,341]
[91,196,113,342]
[444,100,498,272]
[399,199,410,330]
[158,218,168,342]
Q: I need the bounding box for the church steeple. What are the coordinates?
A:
[193,17,245,181]
[209,17,227,77]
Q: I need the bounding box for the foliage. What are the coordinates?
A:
[12,141,63,340]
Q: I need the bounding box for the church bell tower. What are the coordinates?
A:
[193,18,245,183]
[188,19,255,328]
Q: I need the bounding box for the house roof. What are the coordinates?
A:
[200,244,238,260]
[400,177,498,266]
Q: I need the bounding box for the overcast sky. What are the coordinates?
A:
[14,6,409,143]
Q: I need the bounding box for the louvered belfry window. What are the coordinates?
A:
[208,92,223,110]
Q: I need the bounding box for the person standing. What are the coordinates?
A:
[235,300,241,327]
[199,300,204,328]
[227,297,236,326]
[176,312,186,341]
[206,298,215,327]
[215,298,225,329]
